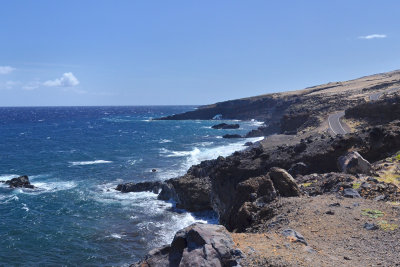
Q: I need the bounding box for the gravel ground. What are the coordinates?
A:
[233,195,400,267]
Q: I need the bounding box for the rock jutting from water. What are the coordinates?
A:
[211,123,240,129]
[3,175,35,189]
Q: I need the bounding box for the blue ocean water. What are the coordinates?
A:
[0,106,264,266]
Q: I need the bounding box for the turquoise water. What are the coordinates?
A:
[0,106,263,266]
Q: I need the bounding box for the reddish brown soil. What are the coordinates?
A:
[233,195,400,266]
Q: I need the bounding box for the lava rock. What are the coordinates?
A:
[157,183,177,201]
[288,162,309,177]
[337,151,372,175]
[342,188,361,198]
[168,176,212,212]
[281,229,308,245]
[364,223,379,230]
[132,223,244,267]
[115,181,163,194]
[212,123,240,129]
[268,167,301,197]
[5,175,34,189]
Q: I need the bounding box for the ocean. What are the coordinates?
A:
[0,106,263,266]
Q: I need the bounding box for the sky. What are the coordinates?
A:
[0,1,399,106]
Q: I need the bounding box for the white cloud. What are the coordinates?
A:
[43,72,80,87]
[0,66,16,74]
[23,81,41,90]
[0,80,20,90]
[359,34,387,40]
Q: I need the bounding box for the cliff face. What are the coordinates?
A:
[166,120,400,231]
[345,94,400,124]
[158,70,400,136]
[158,96,285,121]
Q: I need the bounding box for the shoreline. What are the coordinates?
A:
[128,71,400,266]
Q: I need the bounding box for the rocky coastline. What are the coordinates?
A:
[124,71,400,266]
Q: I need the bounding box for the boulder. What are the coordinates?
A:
[212,123,240,129]
[268,167,301,197]
[288,162,309,177]
[281,229,307,245]
[115,181,163,194]
[343,188,361,198]
[5,175,34,189]
[337,151,372,175]
[168,176,212,212]
[228,175,277,231]
[132,223,244,267]
[222,134,242,139]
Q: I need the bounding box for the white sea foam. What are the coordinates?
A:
[21,203,29,212]
[70,160,112,166]
[159,139,172,143]
[93,182,158,206]
[250,119,265,126]
[109,233,123,239]
[19,181,78,194]
[159,137,264,179]
[0,174,19,181]
[164,148,200,158]
[0,195,19,203]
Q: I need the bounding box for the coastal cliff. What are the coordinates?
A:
[159,70,400,137]
[128,70,400,266]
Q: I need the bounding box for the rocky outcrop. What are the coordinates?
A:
[268,167,301,197]
[132,223,244,267]
[296,172,400,201]
[210,165,301,232]
[167,176,212,212]
[337,151,372,175]
[212,123,240,129]
[345,95,400,124]
[115,181,163,194]
[288,162,309,177]
[4,175,34,189]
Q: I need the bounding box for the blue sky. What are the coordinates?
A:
[0,0,399,106]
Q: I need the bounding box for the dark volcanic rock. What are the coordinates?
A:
[228,175,277,232]
[115,181,162,194]
[343,188,361,198]
[5,175,34,189]
[157,183,177,201]
[364,223,379,230]
[212,123,240,129]
[222,134,242,139]
[132,223,244,267]
[345,95,400,125]
[297,172,400,201]
[268,167,301,197]
[281,229,308,245]
[338,151,372,175]
[168,176,212,212]
[288,162,309,177]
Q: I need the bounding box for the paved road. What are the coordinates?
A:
[369,87,400,101]
[329,87,400,135]
[328,111,346,135]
